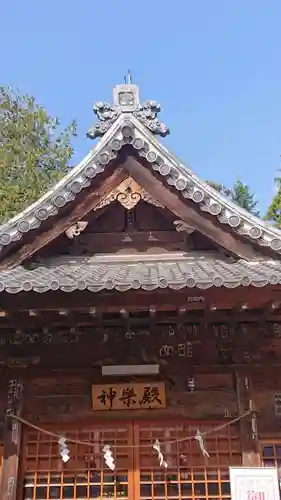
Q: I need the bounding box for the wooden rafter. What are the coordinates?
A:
[121,155,261,261]
[0,168,128,268]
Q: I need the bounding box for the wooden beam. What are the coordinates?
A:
[0,168,128,268]
[0,286,277,312]
[76,230,184,248]
[0,377,24,500]
[122,155,261,260]
[0,312,276,330]
[8,362,281,380]
[235,371,260,466]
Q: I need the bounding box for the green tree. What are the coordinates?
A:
[231,179,259,216]
[265,176,281,226]
[206,179,259,216]
[0,86,76,222]
[206,181,232,198]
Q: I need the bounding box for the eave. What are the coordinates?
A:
[0,114,281,260]
[0,254,280,294]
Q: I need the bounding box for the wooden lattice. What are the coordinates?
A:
[22,423,133,500]
[21,420,241,500]
[262,442,281,469]
[134,421,240,500]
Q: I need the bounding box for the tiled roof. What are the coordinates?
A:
[0,89,281,256]
[0,255,280,294]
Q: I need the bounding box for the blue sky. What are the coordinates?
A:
[2,0,281,215]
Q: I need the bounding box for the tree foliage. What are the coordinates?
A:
[231,179,259,216]
[265,176,281,226]
[0,86,263,225]
[206,179,259,216]
[205,181,232,198]
[0,86,76,222]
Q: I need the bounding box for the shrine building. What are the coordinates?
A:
[0,80,281,500]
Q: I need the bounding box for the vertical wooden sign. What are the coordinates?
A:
[0,378,23,500]
[235,372,260,467]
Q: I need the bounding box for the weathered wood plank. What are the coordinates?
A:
[123,155,263,260]
[0,286,276,312]
[22,370,238,423]
[0,168,127,268]
[0,377,23,500]
[235,371,260,466]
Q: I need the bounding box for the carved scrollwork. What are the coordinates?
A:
[133,100,170,137]
[116,190,141,209]
[173,220,194,234]
[94,177,163,211]
[86,102,121,139]
[65,221,88,239]
[86,99,169,139]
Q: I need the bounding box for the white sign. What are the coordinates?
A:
[230,467,280,500]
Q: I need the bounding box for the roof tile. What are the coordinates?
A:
[0,257,280,294]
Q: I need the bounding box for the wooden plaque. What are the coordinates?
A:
[92,382,166,411]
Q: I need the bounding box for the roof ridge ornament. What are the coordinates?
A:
[87,81,169,140]
[86,103,121,139]
[124,70,132,84]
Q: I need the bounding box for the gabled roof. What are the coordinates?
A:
[1,81,281,269]
[1,82,281,259]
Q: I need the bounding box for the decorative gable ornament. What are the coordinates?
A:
[65,221,88,240]
[173,220,194,234]
[94,177,163,211]
[2,80,281,267]
[87,83,169,139]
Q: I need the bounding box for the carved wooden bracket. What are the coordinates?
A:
[65,221,88,239]
[94,177,164,211]
[173,220,194,234]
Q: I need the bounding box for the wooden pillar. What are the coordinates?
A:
[235,371,260,467]
[0,377,24,500]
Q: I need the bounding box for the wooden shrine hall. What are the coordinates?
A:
[1,81,281,500]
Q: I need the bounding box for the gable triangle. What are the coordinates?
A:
[1,80,281,275]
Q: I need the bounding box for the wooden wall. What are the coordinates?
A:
[0,318,280,431]
[0,317,281,489]
[22,371,238,424]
